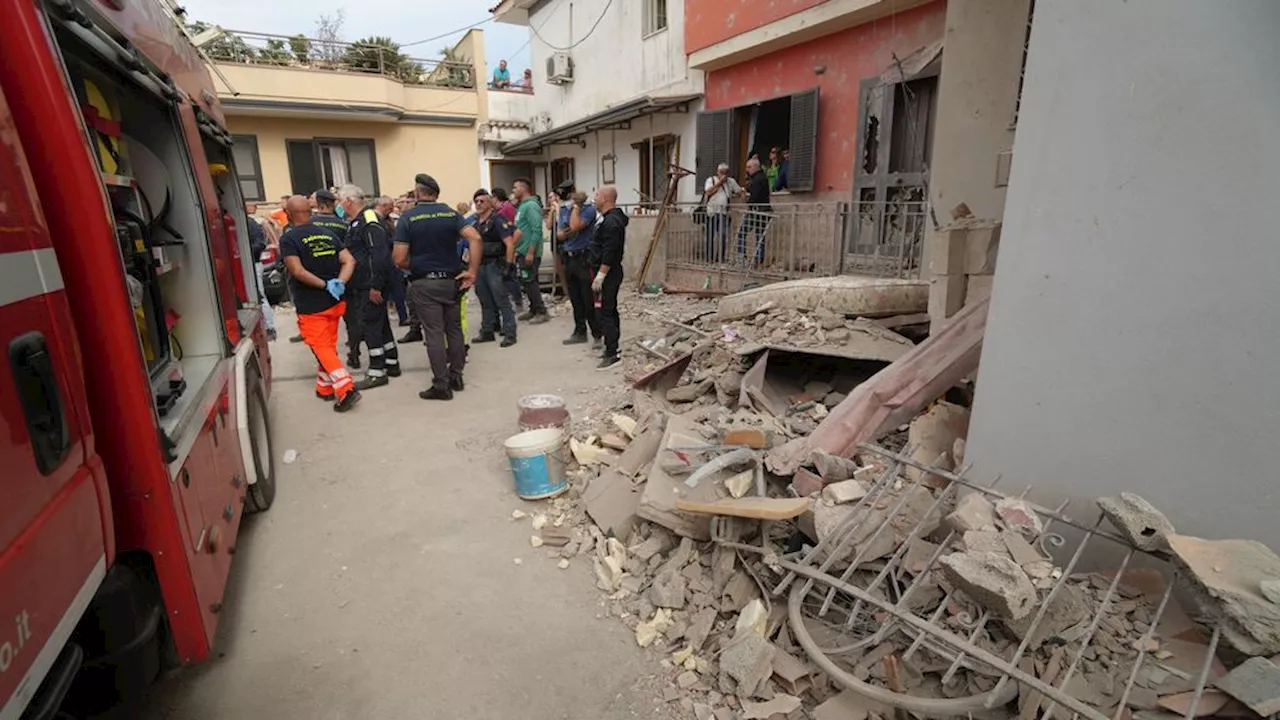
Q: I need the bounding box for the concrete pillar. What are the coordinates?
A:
[923,0,1032,330]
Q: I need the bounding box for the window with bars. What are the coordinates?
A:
[643,0,668,37]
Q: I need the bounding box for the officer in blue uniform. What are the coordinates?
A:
[312,188,363,368]
[553,179,601,348]
[336,185,401,390]
[394,174,482,401]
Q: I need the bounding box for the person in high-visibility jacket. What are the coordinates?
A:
[279,195,361,413]
[336,185,401,390]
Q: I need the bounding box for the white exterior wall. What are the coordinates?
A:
[526,0,701,127]
[967,0,1280,547]
[488,0,705,206]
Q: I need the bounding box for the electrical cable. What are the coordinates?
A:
[528,0,613,52]
[399,16,495,48]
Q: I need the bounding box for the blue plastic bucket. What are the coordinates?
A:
[504,428,569,500]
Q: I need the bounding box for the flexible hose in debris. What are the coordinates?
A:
[786,575,1020,718]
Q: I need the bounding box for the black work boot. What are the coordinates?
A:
[315,391,335,402]
[597,354,621,371]
[449,375,465,392]
[398,327,423,343]
[333,390,362,413]
[347,354,361,370]
[500,337,517,348]
[472,332,496,344]
[419,386,454,401]
[517,310,533,322]
[562,332,588,345]
[354,375,389,391]
[591,336,604,351]
[289,333,305,343]
[386,365,402,378]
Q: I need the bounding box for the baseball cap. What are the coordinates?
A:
[556,178,576,193]
[314,188,337,203]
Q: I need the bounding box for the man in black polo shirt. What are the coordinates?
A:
[279,195,361,413]
[394,174,482,401]
[313,188,364,368]
[736,157,773,267]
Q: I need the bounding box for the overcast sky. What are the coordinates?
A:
[184,0,531,74]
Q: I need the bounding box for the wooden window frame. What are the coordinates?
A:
[231,134,265,202]
[642,0,669,37]
[286,137,380,196]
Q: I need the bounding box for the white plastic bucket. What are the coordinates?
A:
[503,428,569,500]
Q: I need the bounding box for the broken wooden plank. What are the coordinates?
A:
[675,496,811,520]
[872,312,932,329]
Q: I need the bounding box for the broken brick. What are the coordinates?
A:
[1097,492,1174,551]
[946,493,998,534]
[723,427,768,449]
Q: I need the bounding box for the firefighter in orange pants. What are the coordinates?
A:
[279,195,362,412]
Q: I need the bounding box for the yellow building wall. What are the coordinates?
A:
[227,115,481,206]
[213,64,480,120]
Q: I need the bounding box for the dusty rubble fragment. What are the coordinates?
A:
[1097,492,1175,551]
[742,694,801,718]
[939,551,1038,620]
[650,569,687,609]
[634,608,674,648]
[1214,656,1280,716]
[821,479,868,505]
[946,492,998,533]
[720,632,775,698]
[1167,533,1280,657]
[904,401,970,486]
[994,497,1043,537]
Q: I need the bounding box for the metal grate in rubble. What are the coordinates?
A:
[769,444,1220,720]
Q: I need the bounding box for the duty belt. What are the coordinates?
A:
[561,248,588,258]
[409,271,455,281]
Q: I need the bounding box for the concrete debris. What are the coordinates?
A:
[904,401,969,487]
[510,509,527,520]
[820,479,868,505]
[635,608,675,648]
[734,599,768,638]
[650,569,688,609]
[557,558,570,569]
[1098,492,1175,551]
[939,551,1038,620]
[1167,534,1280,657]
[720,632,775,698]
[812,449,859,482]
[1261,579,1280,606]
[742,694,801,719]
[813,690,871,720]
[611,413,638,439]
[724,469,755,499]
[994,497,1044,537]
[1213,656,1280,717]
[946,493,998,534]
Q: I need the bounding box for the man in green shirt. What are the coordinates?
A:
[510,177,548,323]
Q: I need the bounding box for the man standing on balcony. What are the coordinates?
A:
[492,59,511,89]
[737,157,773,267]
[703,163,741,263]
[554,179,601,348]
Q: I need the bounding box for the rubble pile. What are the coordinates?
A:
[505,289,1280,720]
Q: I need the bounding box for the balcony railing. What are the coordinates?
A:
[646,199,925,283]
[202,30,475,89]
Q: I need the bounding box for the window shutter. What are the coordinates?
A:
[788,88,819,191]
[286,140,320,196]
[695,110,731,190]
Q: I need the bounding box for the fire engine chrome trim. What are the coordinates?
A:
[0,248,64,308]
[232,338,261,486]
[0,555,106,720]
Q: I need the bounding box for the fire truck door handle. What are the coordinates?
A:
[8,332,70,475]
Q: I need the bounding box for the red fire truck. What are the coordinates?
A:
[0,1,276,717]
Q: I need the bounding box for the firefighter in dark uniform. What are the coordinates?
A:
[394,174,482,401]
[313,188,363,369]
[336,185,401,390]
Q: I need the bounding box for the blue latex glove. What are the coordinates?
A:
[325,279,346,300]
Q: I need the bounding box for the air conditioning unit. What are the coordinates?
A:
[546,52,573,84]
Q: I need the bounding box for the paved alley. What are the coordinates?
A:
[139,301,672,720]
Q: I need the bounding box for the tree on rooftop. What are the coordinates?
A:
[258,38,292,65]
[313,9,346,64]
[343,36,423,82]
[289,34,311,64]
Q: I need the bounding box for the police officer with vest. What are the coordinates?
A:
[470,188,518,347]
[335,185,401,390]
[313,189,364,368]
[394,174,482,401]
